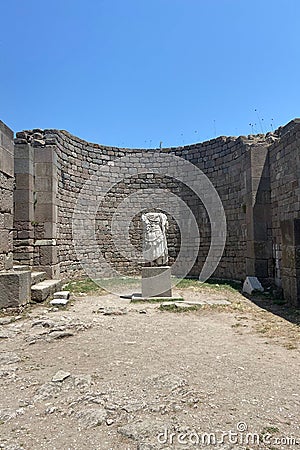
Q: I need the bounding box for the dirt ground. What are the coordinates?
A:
[0,283,299,450]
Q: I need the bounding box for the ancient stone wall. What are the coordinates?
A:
[0,121,14,271]
[13,131,59,278]
[269,120,300,245]
[51,132,186,278]
[13,119,300,306]
[0,121,32,308]
[269,119,300,306]
[13,129,273,283]
[180,135,249,281]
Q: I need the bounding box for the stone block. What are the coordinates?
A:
[35,162,56,177]
[0,269,31,308]
[18,230,34,239]
[35,191,56,204]
[14,143,33,160]
[142,266,172,297]
[34,147,57,164]
[15,173,34,190]
[50,298,69,306]
[0,121,14,177]
[0,253,13,271]
[0,120,13,141]
[0,147,14,177]
[14,158,34,175]
[14,202,34,221]
[242,276,264,295]
[31,271,47,285]
[34,177,57,192]
[43,222,57,239]
[13,246,34,263]
[38,245,58,265]
[35,239,56,246]
[31,279,62,302]
[34,204,57,222]
[53,291,70,299]
[14,189,32,203]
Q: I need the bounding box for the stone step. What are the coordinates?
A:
[13,264,31,272]
[31,279,63,303]
[31,271,47,286]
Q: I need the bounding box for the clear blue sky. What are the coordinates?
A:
[1,0,299,148]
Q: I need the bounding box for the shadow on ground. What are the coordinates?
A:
[246,292,300,327]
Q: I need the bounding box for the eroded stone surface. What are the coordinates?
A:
[0,291,299,449]
[52,370,71,382]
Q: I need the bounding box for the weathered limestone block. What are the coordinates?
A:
[142,266,172,298]
[0,270,31,308]
[0,122,14,178]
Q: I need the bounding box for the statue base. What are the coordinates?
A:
[142,266,172,298]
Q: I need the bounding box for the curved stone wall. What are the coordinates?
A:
[13,125,282,283]
[12,119,300,306]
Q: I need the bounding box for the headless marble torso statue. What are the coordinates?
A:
[142,212,168,266]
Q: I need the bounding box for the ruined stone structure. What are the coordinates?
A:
[0,121,31,307]
[1,118,300,307]
[0,121,14,272]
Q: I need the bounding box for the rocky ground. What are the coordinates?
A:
[0,281,299,450]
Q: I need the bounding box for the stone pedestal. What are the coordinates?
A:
[0,269,31,308]
[142,266,172,298]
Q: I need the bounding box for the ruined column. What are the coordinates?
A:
[244,141,272,283]
[14,132,59,279]
[0,121,31,307]
[33,142,59,278]
[13,138,35,265]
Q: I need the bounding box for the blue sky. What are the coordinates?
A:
[1,0,299,148]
